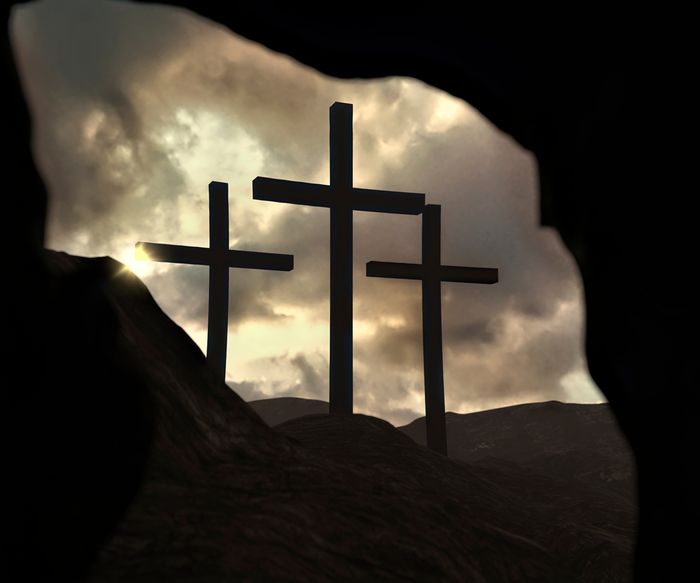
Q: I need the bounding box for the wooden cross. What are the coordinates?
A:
[253,102,425,415]
[136,181,294,382]
[366,204,498,455]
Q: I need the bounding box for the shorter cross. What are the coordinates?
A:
[136,181,294,382]
[366,204,498,455]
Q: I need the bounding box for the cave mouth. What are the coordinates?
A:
[12,0,603,427]
[12,3,696,581]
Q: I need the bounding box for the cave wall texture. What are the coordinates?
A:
[6,3,697,582]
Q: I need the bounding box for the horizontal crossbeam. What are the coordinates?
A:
[137,242,209,265]
[366,261,498,284]
[253,177,425,215]
[253,178,330,208]
[136,242,293,271]
[352,187,425,214]
[440,265,498,284]
[229,250,294,271]
[366,261,423,280]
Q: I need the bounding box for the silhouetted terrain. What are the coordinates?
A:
[248,396,329,426]
[251,397,634,497]
[278,413,635,582]
[254,397,637,543]
[402,402,635,497]
[30,251,634,582]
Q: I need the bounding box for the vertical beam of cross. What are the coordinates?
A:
[136,181,294,382]
[208,185,229,376]
[366,204,498,455]
[422,205,446,455]
[329,104,354,414]
[253,102,426,415]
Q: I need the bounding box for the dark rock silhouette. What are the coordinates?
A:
[250,398,634,498]
[17,251,633,581]
[7,251,154,581]
[276,413,634,583]
[6,2,697,581]
[256,397,637,581]
[252,397,635,503]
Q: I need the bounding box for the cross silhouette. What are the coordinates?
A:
[366,204,498,455]
[136,181,294,381]
[253,102,426,414]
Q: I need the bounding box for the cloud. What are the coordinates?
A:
[290,353,326,398]
[356,320,423,370]
[12,0,604,423]
[227,379,268,402]
[228,351,328,400]
[443,300,591,412]
[448,318,502,347]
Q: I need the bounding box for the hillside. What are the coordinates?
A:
[20,251,634,582]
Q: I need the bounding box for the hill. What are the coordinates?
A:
[248,396,329,426]
[250,397,635,497]
[14,251,634,582]
[401,402,634,497]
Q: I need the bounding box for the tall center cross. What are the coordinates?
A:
[136,181,294,382]
[367,204,498,455]
[253,102,426,415]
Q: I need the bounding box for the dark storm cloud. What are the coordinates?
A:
[290,353,326,398]
[442,302,585,410]
[238,206,331,310]
[143,263,290,330]
[449,318,501,347]
[355,319,422,370]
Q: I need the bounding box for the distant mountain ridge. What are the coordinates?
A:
[247,396,329,426]
[402,401,634,493]
[250,397,635,498]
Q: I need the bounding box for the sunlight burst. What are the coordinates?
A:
[119,244,155,278]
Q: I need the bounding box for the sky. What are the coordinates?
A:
[12,0,604,425]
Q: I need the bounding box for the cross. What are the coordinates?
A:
[253,102,426,415]
[136,181,294,382]
[366,204,498,455]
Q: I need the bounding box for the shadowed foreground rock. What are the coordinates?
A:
[254,397,636,511]
[251,397,635,500]
[30,251,634,582]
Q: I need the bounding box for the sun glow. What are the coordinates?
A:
[119,243,155,278]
